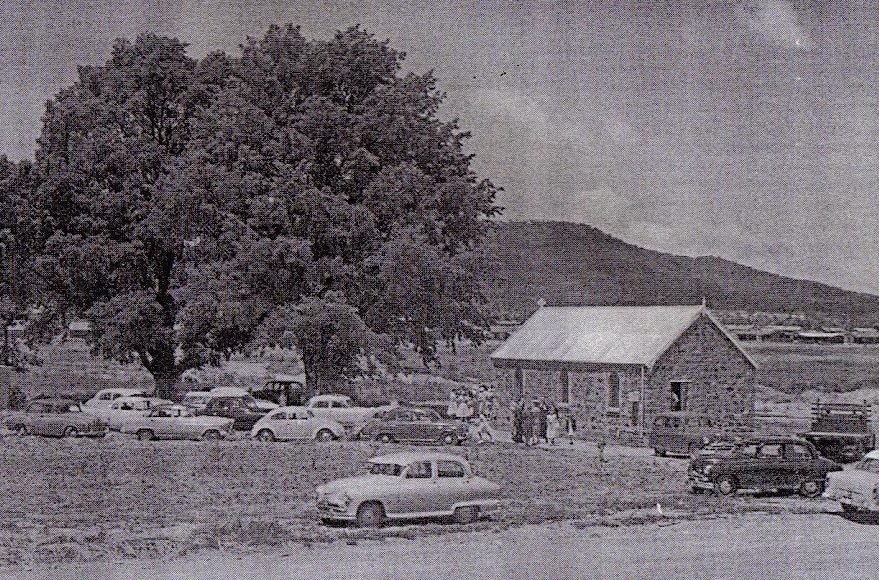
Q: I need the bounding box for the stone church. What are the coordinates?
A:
[491,305,758,442]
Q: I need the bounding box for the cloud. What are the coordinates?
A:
[745,0,813,49]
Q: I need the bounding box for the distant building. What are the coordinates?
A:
[797,330,846,345]
[489,319,521,340]
[852,328,879,344]
[67,320,92,340]
[725,324,762,342]
[761,325,803,343]
[491,305,758,443]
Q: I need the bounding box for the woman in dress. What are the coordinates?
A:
[546,405,561,445]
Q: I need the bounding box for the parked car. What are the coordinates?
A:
[82,388,149,409]
[120,404,234,441]
[315,452,501,527]
[649,411,718,457]
[181,391,214,411]
[89,396,173,431]
[688,436,842,497]
[209,387,279,412]
[198,396,267,430]
[250,406,346,442]
[4,398,107,438]
[824,449,879,512]
[355,406,468,445]
[305,394,393,430]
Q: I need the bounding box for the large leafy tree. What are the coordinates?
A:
[29,26,499,398]
[0,158,37,365]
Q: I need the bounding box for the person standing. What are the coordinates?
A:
[546,405,560,445]
[521,401,535,446]
[511,398,523,443]
[447,391,458,420]
[537,400,548,444]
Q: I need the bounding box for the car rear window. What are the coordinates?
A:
[437,460,466,478]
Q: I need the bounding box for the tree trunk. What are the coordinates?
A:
[153,370,181,400]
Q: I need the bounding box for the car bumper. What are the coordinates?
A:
[823,488,878,510]
[688,469,714,490]
[316,502,355,521]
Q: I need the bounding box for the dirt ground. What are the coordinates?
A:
[14,512,879,580]
[0,433,831,570]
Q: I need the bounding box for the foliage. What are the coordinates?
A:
[26,27,498,396]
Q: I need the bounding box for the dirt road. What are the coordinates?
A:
[13,511,878,580]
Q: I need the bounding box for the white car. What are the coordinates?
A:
[306,394,393,430]
[250,406,346,442]
[315,452,501,527]
[89,396,173,430]
[120,404,234,441]
[824,449,879,512]
[83,388,149,409]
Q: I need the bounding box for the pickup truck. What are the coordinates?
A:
[305,394,394,430]
[800,401,876,463]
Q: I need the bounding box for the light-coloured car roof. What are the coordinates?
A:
[369,452,469,465]
[115,395,169,403]
[863,449,879,460]
[312,394,351,400]
[95,388,147,396]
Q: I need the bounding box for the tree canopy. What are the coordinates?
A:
[25,26,499,397]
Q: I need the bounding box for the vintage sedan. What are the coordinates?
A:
[824,449,879,512]
[197,395,267,430]
[5,398,107,438]
[89,396,173,430]
[315,452,501,527]
[688,436,842,497]
[250,406,346,442]
[82,388,149,410]
[121,404,234,440]
[355,407,468,445]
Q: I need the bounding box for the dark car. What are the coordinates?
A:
[198,396,267,430]
[4,398,107,438]
[688,436,842,497]
[648,411,718,457]
[356,407,468,445]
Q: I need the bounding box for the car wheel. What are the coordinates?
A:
[202,429,222,440]
[799,480,823,498]
[316,429,336,442]
[63,426,79,438]
[714,475,738,496]
[440,432,457,446]
[137,429,155,441]
[356,502,384,528]
[256,429,275,442]
[453,505,479,524]
[655,448,667,457]
[377,433,393,444]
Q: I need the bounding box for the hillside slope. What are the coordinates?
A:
[483,221,879,326]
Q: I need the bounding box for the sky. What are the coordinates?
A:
[2,1,879,293]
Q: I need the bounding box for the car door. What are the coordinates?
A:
[784,442,817,487]
[26,401,49,436]
[435,459,469,511]
[729,443,762,488]
[755,443,786,490]
[286,410,311,439]
[397,460,436,514]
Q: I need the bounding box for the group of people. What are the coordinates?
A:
[510,398,568,446]
[447,385,498,443]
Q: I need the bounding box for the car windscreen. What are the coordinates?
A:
[368,462,404,476]
[241,395,262,411]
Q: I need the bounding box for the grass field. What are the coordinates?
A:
[0,435,825,567]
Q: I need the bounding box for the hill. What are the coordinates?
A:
[483,221,879,326]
